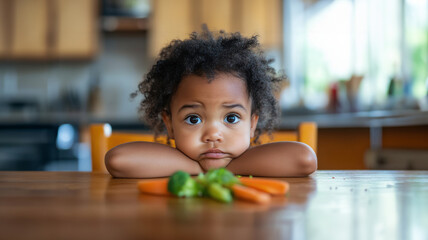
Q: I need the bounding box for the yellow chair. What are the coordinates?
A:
[257,122,317,152]
[90,122,317,172]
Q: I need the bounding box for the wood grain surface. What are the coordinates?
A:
[0,171,427,240]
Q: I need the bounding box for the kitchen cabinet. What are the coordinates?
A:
[280,110,428,170]
[0,0,9,55]
[0,0,98,60]
[316,125,428,170]
[0,120,81,171]
[53,0,98,58]
[0,123,59,170]
[149,0,282,57]
[10,0,49,58]
[150,0,193,58]
[239,0,282,48]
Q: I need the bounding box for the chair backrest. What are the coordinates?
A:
[90,122,317,172]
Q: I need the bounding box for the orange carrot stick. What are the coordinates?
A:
[137,178,171,196]
[239,177,289,195]
[231,184,271,204]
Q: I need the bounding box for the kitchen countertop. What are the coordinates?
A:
[1,109,428,129]
[279,109,428,128]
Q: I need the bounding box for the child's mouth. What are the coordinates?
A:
[201,149,226,159]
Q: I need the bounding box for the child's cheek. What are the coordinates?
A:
[174,134,200,160]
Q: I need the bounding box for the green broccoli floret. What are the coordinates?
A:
[207,183,233,203]
[204,168,240,187]
[168,171,202,197]
[168,168,239,203]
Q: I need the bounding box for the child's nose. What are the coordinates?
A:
[202,124,223,143]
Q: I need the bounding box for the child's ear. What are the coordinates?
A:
[162,111,174,139]
[250,114,259,138]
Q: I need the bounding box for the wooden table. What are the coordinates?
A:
[0,171,427,240]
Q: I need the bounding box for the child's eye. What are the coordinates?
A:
[224,114,240,124]
[184,115,201,125]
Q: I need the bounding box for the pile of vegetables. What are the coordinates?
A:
[138,168,289,204]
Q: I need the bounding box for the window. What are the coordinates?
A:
[282,0,428,112]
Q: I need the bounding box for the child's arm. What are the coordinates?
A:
[226,142,317,177]
[105,142,203,178]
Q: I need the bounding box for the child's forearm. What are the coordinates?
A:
[226,142,317,177]
[105,141,203,178]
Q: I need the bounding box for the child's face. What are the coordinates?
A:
[162,73,258,171]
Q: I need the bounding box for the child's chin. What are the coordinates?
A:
[200,159,230,171]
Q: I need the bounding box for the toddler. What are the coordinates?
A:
[105,28,317,178]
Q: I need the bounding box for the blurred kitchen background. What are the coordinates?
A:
[0,0,427,171]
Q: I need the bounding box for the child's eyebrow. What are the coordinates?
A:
[177,103,247,113]
[223,104,247,112]
[178,104,200,113]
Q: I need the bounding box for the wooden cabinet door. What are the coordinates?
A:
[0,0,97,60]
[199,0,233,32]
[150,0,193,57]
[53,0,98,59]
[149,0,283,58]
[10,0,49,58]
[240,0,282,48]
[0,0,8,57]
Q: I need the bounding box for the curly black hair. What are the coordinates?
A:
[134,27,285,144]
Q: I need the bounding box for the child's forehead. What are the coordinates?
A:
[178,72,247,88]
[180,72,246,89]
[172,73,250,100]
